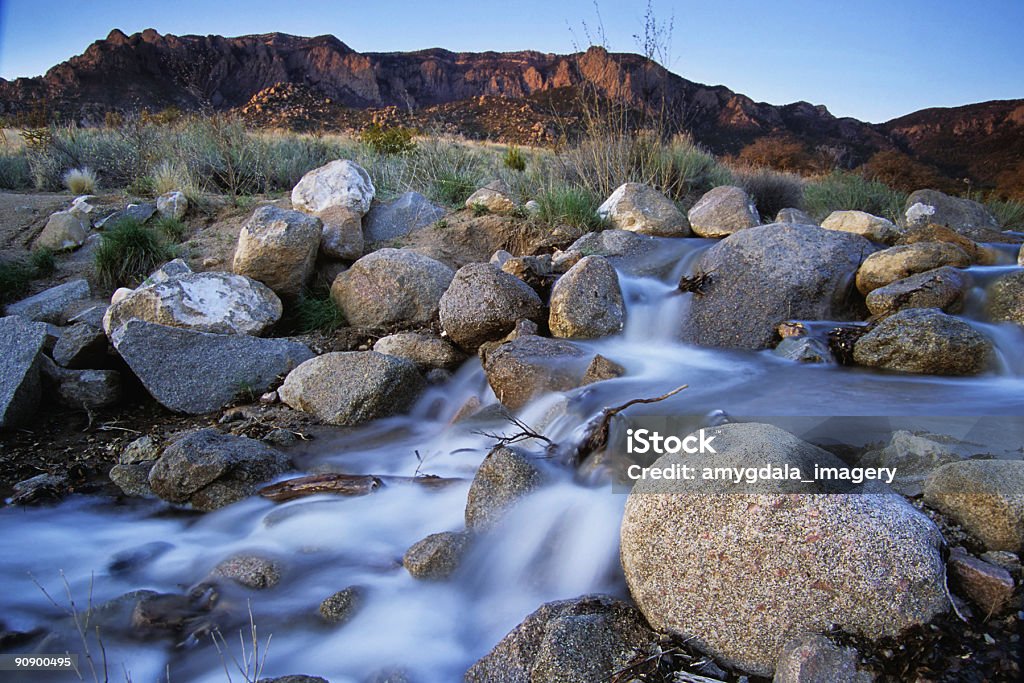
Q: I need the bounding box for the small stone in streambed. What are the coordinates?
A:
[9,473,68,505]
[948,547,1016,616]
[465,446,547,531]
[773,633,874,683]
[318,585,364,625]
[403,531,471,580]
[211,554,282,590]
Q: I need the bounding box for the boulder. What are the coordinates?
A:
[52,322,109,368]
[291,159,374,215]
[855,242,970,295]
[465,446,547,531]
[0,316,48,428]
[319,586,364,624]
[4,279,91,325]
[364,191,446,242]
[947,548,1015,615]
[897,223,996,265]
[51,367,122,409]
[156,191,188,220]
[210,553,282,589]
[34,210,90,250]
[330,249,453,329]
[985,270,1024,325]
[596,182,691,237]
[109,437,161,498]
[560,229,660,263]
[821,210,900,244]
[858,431,968,497]
[464,595,655,683]
[232,206,321,298]
[924,460,1024,551]
[684,223,873,349]
[687,185,760,238]
[439,264,545,352]
[482,334,596,410]
[278,351,425,426]
[95,203,156,229]
[864,266,970,317]
[103,271,282,337]
[373,332,466,371]
[620,423,949,676]
[773,634,873,683]
[111,320,313,414]
[904,189,1001,239]
[852,308,992,375]
[403,531,470,580]
[548,255,625,339]
[465,180,515,213]
[316,205,364,260]
[775,208,815,225]
[148,429,290,511]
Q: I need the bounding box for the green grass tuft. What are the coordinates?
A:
[0,248,57,305]
[987,198,1024,231]
[293,292,347,333]
[503,145,526,172]
[93,218,174,289]
[431,170,478,207]
[803,171,906,223]
[153,216,188,242]
[534,186,605,230]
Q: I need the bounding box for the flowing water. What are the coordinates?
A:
[2,238,1023,682]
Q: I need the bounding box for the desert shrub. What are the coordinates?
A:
[430,169,480,206]
[153,216,187,242]
[150,159,198,196]
[293,291,346,333]
[988,198,1024,231]
[994,161,1024,201]
[93,218,174,288]
[860,150,956,194]
[63,167,97,194]
[0,249,56,305]
[737,136,816,173]
[0,153,32,189]
[732,166,806,219]
[534,186,604,230]
[360,124,416,156]
[503,144,526,172]
[803,171,906,222]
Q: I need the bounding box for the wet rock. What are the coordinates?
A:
[858,431,967,497]
[924,459,1024,551]
[582,354,626,384]
[319,585,364,624]
[897,223,996,265]
[855,242,971,295]
[465,179,515,213]
[465,446,547,531]
[373,332,466,371]
[773,336,833,363]
[904,189,1001,239]
[684,223,872,349]
[130,591,209,637]
[822,210,901,244]
[110,462,157,498]
[317,205,364,260]
[51,367,121,409]
[278,351,425,426]
[331,249,453,330]
[103,271,283,337]
[10,473,68,505]
[149,429,290,511]
[985,270,1024,326]
[688,185,760,238]
[111,320,313,414]
[561,229,660,263]
[439,263,545,352]
[852,308,992,375]
[364,191,446,242]
[947,547,1015,615]
[211,554,282,589]
[548,255,625,339]
[108,542,173,575]
[865,266,970,317]
[291,159,375,215]
[465,595,655,683]
[482,334,595,410]
[4,279,91,324]
[403,531,471,580]
[34,209,90,250]
[232,205,322,298]
[0,316,48,428]
[597,182,690,237]
[156,191,188,220]
[620,423,949,677]
[776,208,815,224]
[52,322,109,368]
[773,633,873,683]
[96,203,156,229]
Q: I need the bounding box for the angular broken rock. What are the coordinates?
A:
[0,316,49,428]
[5,279,91,325]
[947,547,1015,616]
[111,320,313,414]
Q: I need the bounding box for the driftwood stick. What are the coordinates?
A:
[573,384,688,466]
[258,473,466,502]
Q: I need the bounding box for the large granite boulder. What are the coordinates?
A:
[548,255,625,339]
[687,185,760,238]
[232,205,321,298]
[597,182,690,237]
[291,159,374,215]
[0,316,49,428]
[439,263,545,352]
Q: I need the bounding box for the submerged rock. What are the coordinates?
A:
[403,531,471,580]
[211,553,282,589]
[319,586,364,624]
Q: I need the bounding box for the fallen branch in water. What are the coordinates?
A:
[473,416,554,449]
[258,473,466,502]
[569,384,688,467]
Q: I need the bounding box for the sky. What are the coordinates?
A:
[0,0,1022,123]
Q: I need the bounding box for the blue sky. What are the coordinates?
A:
[1,0,1021,123]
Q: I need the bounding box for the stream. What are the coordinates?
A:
[2,238,1023,682]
